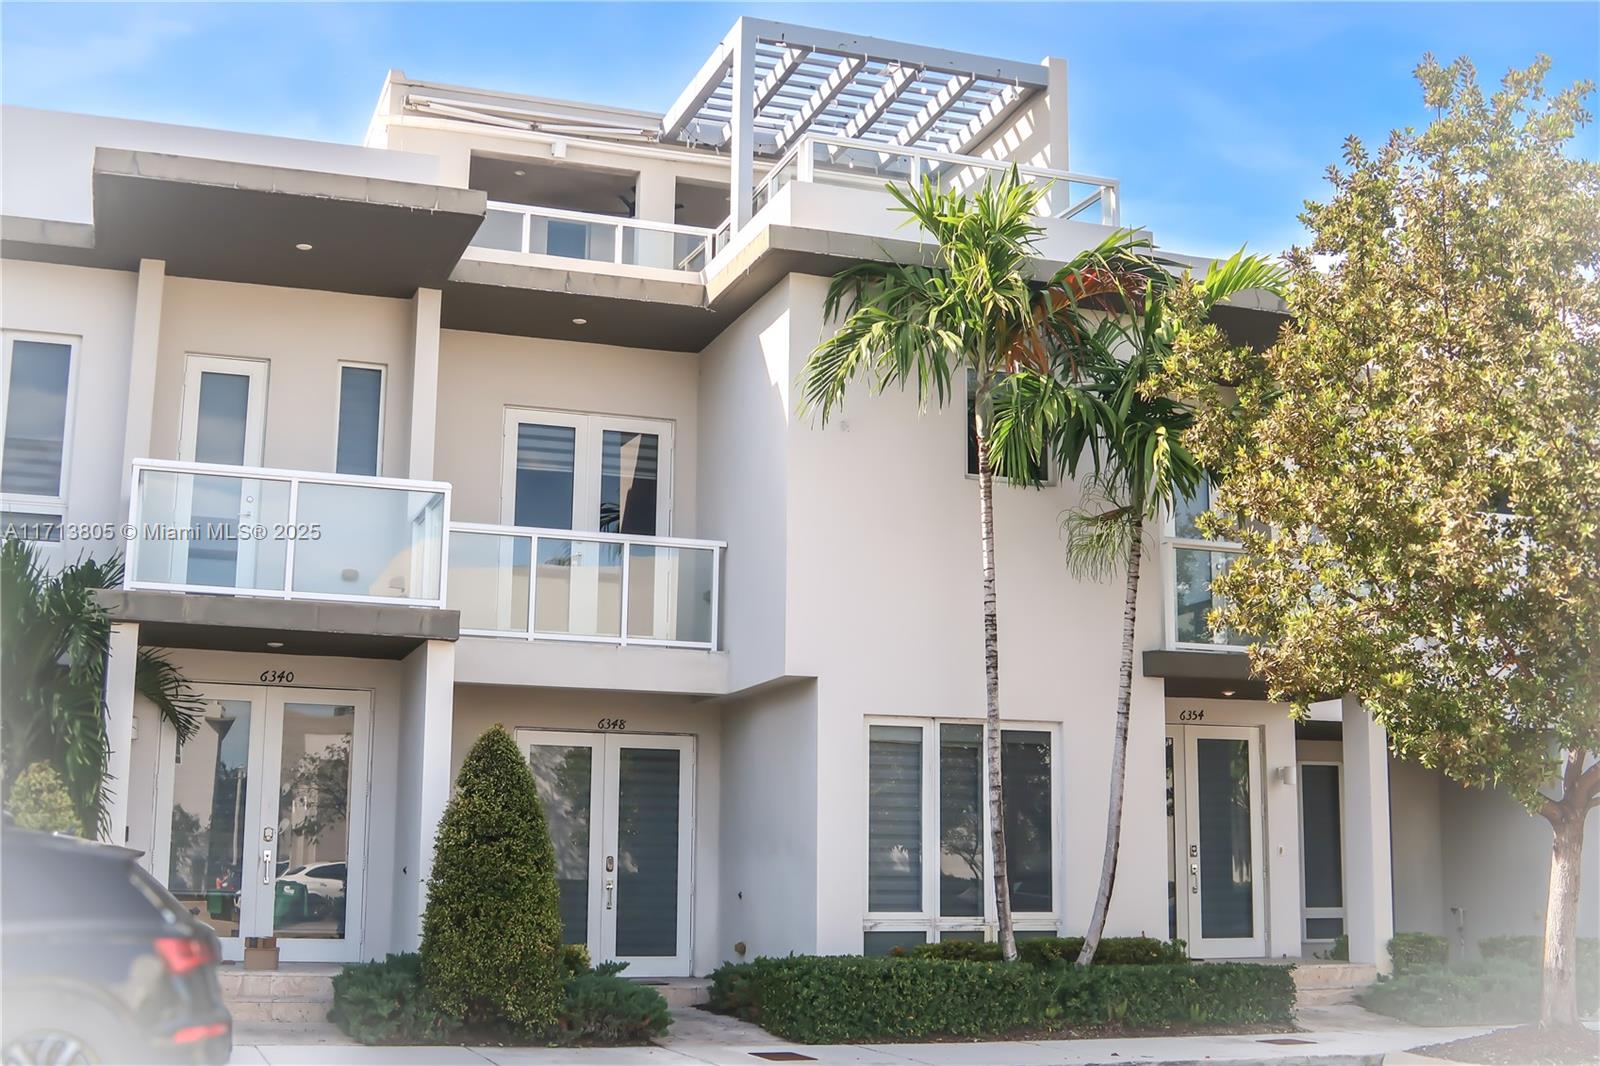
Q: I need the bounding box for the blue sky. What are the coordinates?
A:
[3,2,1596,256]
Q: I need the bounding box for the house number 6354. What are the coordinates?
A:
[596,718,627,731]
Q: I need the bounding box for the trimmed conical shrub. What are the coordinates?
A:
[420,724,563,1030]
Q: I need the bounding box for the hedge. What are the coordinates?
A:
[1388,933,1449,975]
[905,936,1187,967]
[708,956,1294,1043]
[1358,952,1600,1026]
[1479,935,1600,974]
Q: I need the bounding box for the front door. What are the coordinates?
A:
[175,355,270,589]
[516,729,694,977]
[1168,725,1266,957]
[158,684,371,962]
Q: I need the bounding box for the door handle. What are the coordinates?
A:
[1189,861,1199,895]
[262,848,274,885]
[604,878,615,910]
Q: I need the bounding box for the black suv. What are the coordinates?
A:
[1,826,232,1065]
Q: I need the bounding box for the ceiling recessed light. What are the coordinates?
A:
[571,317,587,325]
[513,169,527,177]
[294,242,314,251]
[266,641,285,649]
[1220,689,1236,697]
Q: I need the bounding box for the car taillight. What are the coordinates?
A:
[153,935,214,974]
[171,1022,228,1045]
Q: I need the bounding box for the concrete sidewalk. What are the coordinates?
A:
[228,1005,1494,1066]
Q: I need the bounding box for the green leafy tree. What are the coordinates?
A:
[800,171,1148,960]
[421,724,563,1030]
[0,538,201,835]
[1170,57,1600,1027]
[7,761,81,835]
[993,250,1283,965]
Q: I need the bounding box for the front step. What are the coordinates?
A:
[219,965,337,1025]
[631,977,710,1009]
[1292,962,1378,1007]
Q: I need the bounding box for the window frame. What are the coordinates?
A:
[1297,759,1347,946]
[499,406,674,535]
[1163,479,1248,652]
[863,716,1062,946]
[963,369,1053,485]
[332,361,387,477]
[0,330,80,523]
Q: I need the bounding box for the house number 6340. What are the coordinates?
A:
[596,718,627,731]
[260,669,295,684]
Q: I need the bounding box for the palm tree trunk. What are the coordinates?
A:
[974,425,1017,962]
[1077,523,1142,966]
[1539,750,1596,1028]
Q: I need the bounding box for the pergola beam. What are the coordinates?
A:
[772,54,867,154]
[720,45,812,145]
[892,74,974,148]
[832,64,918,148]
[943,84,1029,156]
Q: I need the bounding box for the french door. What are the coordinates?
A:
[516,729,694,977]
[157,684,371,962]
[1168,725,1266,957]
[174,355,269,589]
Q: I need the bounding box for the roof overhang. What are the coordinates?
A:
[3,148,486,297]
[1142,649,1268,700]
[661,18,1048,156]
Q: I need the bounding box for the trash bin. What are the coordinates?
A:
[274,879,307,926]
[206,889,231,920]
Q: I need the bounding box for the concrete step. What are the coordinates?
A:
[1291,962,1378,989]
[225,999,332,1024]
[1297,986,1359,1007]
[631,977,710,1009]
[219,966,337,1026]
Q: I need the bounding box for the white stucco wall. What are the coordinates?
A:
[1389,756,1447,938]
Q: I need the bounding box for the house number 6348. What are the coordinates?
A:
[596,718,627,731]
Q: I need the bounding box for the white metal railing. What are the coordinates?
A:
[126,459,450,608]
[470,201,716,272]
[753,133,1122,227]
[447,521,723,650]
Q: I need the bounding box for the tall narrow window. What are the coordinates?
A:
[335,364,384,476]
[600,430,659,535]
[868,725,922,912]
[1002,729,1054,912]
[938,724,984,917]
[1,336,74,499]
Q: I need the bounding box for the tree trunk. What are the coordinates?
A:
[1077,524,1142,967]
[974,425,1016,962]
[1539,751,1596,1028]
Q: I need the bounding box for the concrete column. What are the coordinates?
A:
[408,288,442,481]
[102,621,140,844]
[635,163,678,269]
[729,19,757,229]
[392,639,456,951]
[121,259,165,509]
[1342,695,1395,970]
[1043,56,1068,172]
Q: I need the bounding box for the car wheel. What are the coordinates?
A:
[1,1031,96,1066]
[1,999,130,1066]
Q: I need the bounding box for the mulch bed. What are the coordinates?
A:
[1411,1024,1599,1065]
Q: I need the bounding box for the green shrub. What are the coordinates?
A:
[1358,960,1542,1025]
[905,936,1187,967]
[707,956,1292,1043]
[1388,933,1450,975]
[421,725,564,1030]
[560,944,592,978]
[329,953,458,1044]
[6,762,81,835]
[553,974,670,1045]
[1479,935,1600,974]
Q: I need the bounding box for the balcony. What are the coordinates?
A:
[126,460,450,608]
[447,522,723,650]
[466,201,715,274]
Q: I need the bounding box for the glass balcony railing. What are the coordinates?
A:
[447,522,722,649]
[751,133,1122,227]
[127,460,449,607]
[469,201,715,272]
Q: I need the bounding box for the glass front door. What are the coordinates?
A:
[1169,725,1266,957]
[517,729,694,977]
[159,684,370,962]
[175,355,269,589]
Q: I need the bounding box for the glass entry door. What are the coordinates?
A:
[517,729,694,977]
[174,355,270,589]
[1169,725,1265,957]
[158,684,370,962]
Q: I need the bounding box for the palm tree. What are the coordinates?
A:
[799,170,1151,960]
[1,536,202,836]
[993,249,1285,964]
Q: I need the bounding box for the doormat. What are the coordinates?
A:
[750,1054,817,1062]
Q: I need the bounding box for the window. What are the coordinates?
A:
[866,719,1057,948]
[966,370,1046,481]
[1,333,76,515]
[1164,479,1247,649]
[502,409,672,535]
[335,364,384,476]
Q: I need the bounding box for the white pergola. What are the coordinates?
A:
[661,19,1061,226]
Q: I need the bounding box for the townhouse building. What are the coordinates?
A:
[2,18,1593,980]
